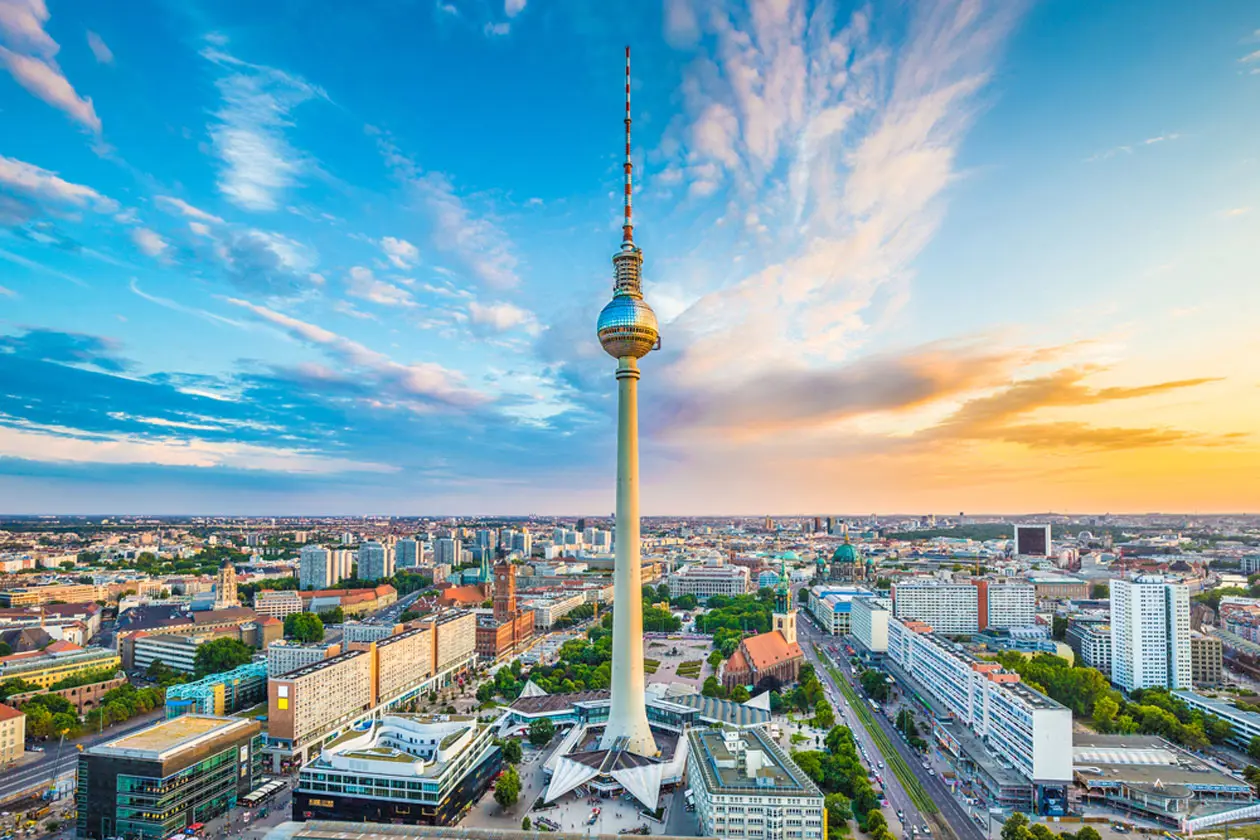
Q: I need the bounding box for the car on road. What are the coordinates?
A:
[922,826,931,835]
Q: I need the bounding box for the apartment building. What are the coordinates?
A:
[887,616,1072,810]
[395,538,422,569]
[132,633,212,675]
[0,583,106,607]
[1172,691,1260,751]
[267,640,342,677]
[254,590,304,619]
[1110,576,1191,692]
[686,726,825,840]
[358,541,392,581]
[1189,632,1222,687]
[269,650,376,765]
[0,704,24,766]
[981,583,1037,629]
[374,625,434,702]
[300,546,335,591]
[851,595,891,653]
[524,592,586,629]
[891,581,980,634]
[426,609,476,673]
[1065,618,1112,675]
[667,560,750,602]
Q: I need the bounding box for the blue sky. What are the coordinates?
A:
[0,0,1257,515]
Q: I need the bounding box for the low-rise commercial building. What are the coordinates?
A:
[298,585,396,617]
[75,715,263,840]
[667,560,750,602]
[1029,575,1089,601]
[293,714,501,826]
[806,586,872,635]
[0,583,106,607]
[1172,691,1260,751]
[0,643,121,688]
[523,592,586,629]
[686,726,824,840]
[165,662,268,717]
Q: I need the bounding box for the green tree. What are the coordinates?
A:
[1089,583,1109,599]
[317,605,345,624]
[824,792,852,832]
[284,612,325,644]
[1051,615,1068,641]
[494,765,521,809]
[1075,827,1102,840]
[865,809,886,834]
[1029,825,1056,840]
[708,650,724,669]
[731,685,751,703]
[1093,695,1119,730]
[814,700,836,729]
[1000,812,1030,840]
[521,817,531,831]
[193,637,254,678]
[501,738,523,764]
[702,676,722,698]
[858,670,889,702]
[50,712,77,738]
[528,717,556,747]
[0,642,12,658]
[1248,735,1260,762]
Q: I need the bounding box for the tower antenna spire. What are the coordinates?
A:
[622,45,634,247]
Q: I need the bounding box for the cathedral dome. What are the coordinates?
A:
[832,543,858,563]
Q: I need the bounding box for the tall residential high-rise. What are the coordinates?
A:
[358,541,391,581]
[1110,576,1191,692]
[506,530,532,556]
[435,538,462,568]
[475,529,498,553]
[299,545,332,590]
[395,538,421,569]
[594,47,657,757]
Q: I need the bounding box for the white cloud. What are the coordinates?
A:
[130,227,169,258]
[345,265,416,307]
[380,235,419,268]
[189,221,212,237]
[0,284,15,298]
[1221,206,1251,218]
[0,153,117,210]
[505,0,526,17]
[202,46,326,211]
[654,0,1024,400]
[484,22,510,36]
[226,297,487,408]
[156,195,224,224]
[469,300,540,335]
[86,31,112,64]
[0,421,394,474]
[415,172,519,288]
[0,1,100,132]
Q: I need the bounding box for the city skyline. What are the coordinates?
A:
[1,0,1258,515]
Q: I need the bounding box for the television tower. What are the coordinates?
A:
[596,46,659,757]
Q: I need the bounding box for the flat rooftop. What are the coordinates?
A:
[687,726,820,798]
[92,714,256,762]
[267,822,705,840]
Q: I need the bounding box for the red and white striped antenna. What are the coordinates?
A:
[622,45,634,247]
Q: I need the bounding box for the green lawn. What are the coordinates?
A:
[815,643,938,815]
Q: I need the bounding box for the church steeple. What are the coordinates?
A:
[772,555,797,646]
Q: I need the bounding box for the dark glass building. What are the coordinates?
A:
[76,715,263,840]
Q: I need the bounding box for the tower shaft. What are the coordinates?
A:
[600,356,656,755]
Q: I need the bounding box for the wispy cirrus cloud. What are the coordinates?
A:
[156,195,224,224]
[202,44,327,211]
[1086,132,1181,163]
[85,31,112,64]
[0,0,101,132]
[226,298,487,408]
[0,153,117,212]
[368,127,520,289]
